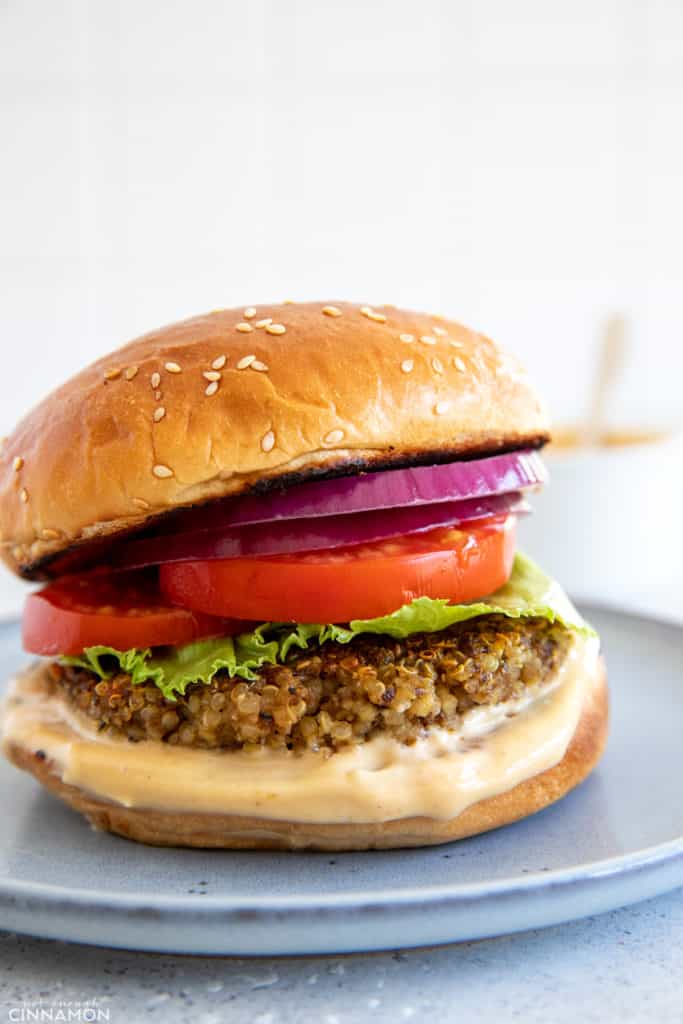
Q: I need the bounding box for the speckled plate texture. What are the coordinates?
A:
[1,606,683,956]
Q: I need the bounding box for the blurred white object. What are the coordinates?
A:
[581,313,627,447]
[519,431,683,613]
[521,314,683,616]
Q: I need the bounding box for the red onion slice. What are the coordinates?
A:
[114,493,528,569]
[160,449,545,532]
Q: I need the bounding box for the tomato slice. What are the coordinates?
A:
[160,517,516,623]
[22,571,240,656]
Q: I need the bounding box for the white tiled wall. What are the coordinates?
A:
[1,0,682,614]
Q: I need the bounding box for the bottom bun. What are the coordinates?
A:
[3,658,607,851]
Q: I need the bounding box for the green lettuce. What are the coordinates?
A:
[61,553,594,701]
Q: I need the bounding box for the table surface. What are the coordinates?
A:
[2,887,683,1023]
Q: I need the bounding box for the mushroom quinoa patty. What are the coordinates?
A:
[48,616,572,754]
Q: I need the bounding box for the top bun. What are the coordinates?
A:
[0,302,549,579]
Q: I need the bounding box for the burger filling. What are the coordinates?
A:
[16,453,596,763]
[48,616,571,753]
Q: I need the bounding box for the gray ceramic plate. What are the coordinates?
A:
[1,606,682,956]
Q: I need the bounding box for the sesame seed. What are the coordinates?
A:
[237,354,256,370]
[261,430,275,453]
[266,323,286,335]
[212,355,227,370]
[399,333,415,343]
[251,360,269,372]
[154,390,162,401]
[254,318,272,329]
[132,497,151,510]
[435,401,449,415]
[432,357,444,374]
[322,305,343,317]
[449,340,464,349]
[153,464,174,479]
[151,372,161,389]
[19,488,28,503]
[324,429,345,444]
[104,368,121,381]
[12,456,23,472]
[165,361,182,374]
[419,335,436,346]
[243,307,257,319]
[433,326,447,337]
[236,322,253,333]
[153,407,166,422]
[205,381,219,396]
[124,365,139,381]
[203,370,221,381]
[282,299,295,304]
[360,306,386,323]
[453,356,466,372]
[401,359,414,374]
[41,528,60,540]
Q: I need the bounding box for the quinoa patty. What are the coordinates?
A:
[49,616,571,754]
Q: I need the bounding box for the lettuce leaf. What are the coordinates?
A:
[61,553,594,700]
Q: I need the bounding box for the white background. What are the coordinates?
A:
[1,0,682,614]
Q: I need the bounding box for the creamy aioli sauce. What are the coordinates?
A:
[1,636,598,823]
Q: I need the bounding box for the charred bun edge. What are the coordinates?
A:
[3,660,607,851]
[22,433,549,580]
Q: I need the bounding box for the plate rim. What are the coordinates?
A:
[2,832,683,915]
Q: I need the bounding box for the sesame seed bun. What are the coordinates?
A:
[0,302,548,579]
[1,657,607,851]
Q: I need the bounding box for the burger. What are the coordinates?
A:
[0,302,607,850]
